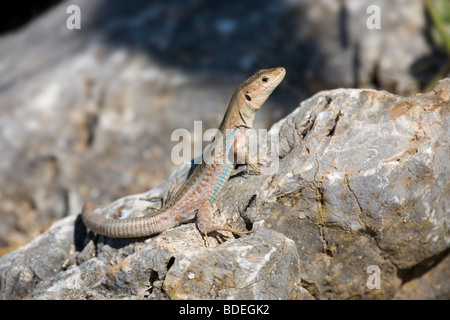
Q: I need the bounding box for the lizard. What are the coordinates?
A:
[81,67,286,239]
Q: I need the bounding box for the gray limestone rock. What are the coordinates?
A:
[0,216,76,299]
[0,0,439,253]
[0,79,448,300]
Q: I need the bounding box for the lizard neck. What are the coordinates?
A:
[218,90,256,132]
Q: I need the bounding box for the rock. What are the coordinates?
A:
[29,226,306,300]
[162,228,304,300]
[0,79,448,300]
[222,78,450,299]
[0,0,439,253]
[0,216,76,299]
[394,251,450,300]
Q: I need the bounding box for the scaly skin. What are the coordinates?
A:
[82,67,286,238]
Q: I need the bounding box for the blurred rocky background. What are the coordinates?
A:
[0,0,448,261]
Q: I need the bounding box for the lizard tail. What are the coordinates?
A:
[81,202,177,238]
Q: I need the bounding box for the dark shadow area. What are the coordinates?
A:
[410,1,449,90]
[99,235,141,250]
[0,0,63,34]
[338,1,349,49]
[91,0,304,74]
[89,0,320,105]
[74,214,88,253]
[397,248,450,284]
[410,51,447,89]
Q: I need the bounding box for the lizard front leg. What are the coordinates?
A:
[230,127,263,174]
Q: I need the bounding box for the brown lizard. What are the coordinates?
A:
[82,67,286,238]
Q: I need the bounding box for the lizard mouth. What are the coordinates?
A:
[273,67,286,83]
[264,67,286,93]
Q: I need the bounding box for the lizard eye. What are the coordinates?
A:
[245,94,252,101]
[262,77,269,82]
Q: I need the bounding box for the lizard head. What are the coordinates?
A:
[239,67,286,110]
[219,67,286,130]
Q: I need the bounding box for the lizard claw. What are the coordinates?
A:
[246,163,262,174]
[202,232,210,247]
[216,226,253,235]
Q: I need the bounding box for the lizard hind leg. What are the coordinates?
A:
[139,196,165,211]
[196,200,252,242]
